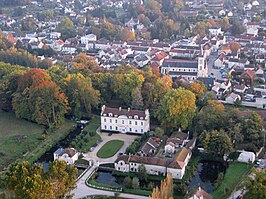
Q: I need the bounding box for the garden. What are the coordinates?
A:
[70,116,101,152]
[97,140,124,158]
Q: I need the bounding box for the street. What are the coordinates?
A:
[207,51,222,80]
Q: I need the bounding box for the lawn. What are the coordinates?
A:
[70,116,101,152]
[0,111,75,171]
[97,140,124,158]
[211,162,253,199]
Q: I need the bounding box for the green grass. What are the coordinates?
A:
[0,111,75,171]
[123,188,151,196]
[211,162,253,199]
[97,140,124,158]
[70,116,101,152]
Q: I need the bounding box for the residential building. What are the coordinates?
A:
[185,187,213,199]
[100,105,150,134]
[114,147,192,179]
[53,148,78,165]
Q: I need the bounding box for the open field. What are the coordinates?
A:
[211,162,253,199]
[97,140,124,158]
[0,110,75,171]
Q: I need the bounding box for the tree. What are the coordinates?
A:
[57,17,75,39]
[12,69,68,127]
[200,130,233,156]
[65,73,100,118]
[123,176,132,188]
[188,82,206,98]
[138,164,148,183]
[132,177,140,189]
[72,53,100,75]
[151,173,173,199]
[3,160,77,199]
[120,28,135,41]
[155,127,164,138]
[131,88,144,109]
[230,42,241,53]
[157,88,196,129]
[242,169,266,199]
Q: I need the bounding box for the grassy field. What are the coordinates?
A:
[0,111,75,171]
[70,116,101,152]
[97,140,124,158]
[211,162,253,199]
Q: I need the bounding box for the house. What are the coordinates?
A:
[81,34,97,44]
[50,32,61,39]
[209,26,223,36]
[234,85,247,93]
[100,105,150,134]
[164,142,175,155]
[53,148,78,165]
[138,138,160,156]
[114,147,192,179]
[214,53,226,68]
[125,17,139,28]
[161,56,208,81]
[240,69,255,85]
[225,93,241,103]
[185,187,213,199]
[166,132,189,148]
[62,44,77,54]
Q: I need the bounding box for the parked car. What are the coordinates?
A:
[108,132,112,136]
[89,147,95,152]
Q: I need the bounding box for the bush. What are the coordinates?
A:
[132,177,140,189]
[89,131,96,137]
[123,176,132,188]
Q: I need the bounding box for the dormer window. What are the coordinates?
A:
[103,114,107,116]
[134,115,138,119]
[109,113,113,117]
[140,117,143,120]
[129,116,132,119]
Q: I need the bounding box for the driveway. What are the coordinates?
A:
[83,130,137,164]
[71,131,147,199]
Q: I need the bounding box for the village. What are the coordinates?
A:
[0,0,265,199]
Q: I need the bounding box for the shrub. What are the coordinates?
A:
[123,176,132,188]
[132,177,140,189]
[89,131,96,137]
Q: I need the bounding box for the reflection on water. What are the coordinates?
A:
[188,161,227,193]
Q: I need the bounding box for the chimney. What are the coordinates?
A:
[128,108,130,112]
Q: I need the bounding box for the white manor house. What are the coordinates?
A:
[100,105,150,134]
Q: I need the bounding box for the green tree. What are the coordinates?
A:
[157,88,196,129]
[57,17,75,39]
[138,164,148,183]
[131,87,144,109]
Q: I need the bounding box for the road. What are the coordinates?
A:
[71,130,146,199]
[207,51,222,80]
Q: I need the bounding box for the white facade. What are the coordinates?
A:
[101,105,150,134]
[81,34,97,44]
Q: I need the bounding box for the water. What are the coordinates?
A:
[188,161,227,193]
[95,171,123,188]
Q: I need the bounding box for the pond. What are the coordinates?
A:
[188,160,227,193]
[94,169,161,189]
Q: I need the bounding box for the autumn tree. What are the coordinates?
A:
[72,53,100,75]
[230,42,241,53]
[3,160,77,199]
[65,73,100,118]
[100,21,116,40]
[151,173,173,199]
[12,68,68,127]
[157,88,196,129]
[188,82,206,98]
[120,28,135,41]
[242,169,266,199]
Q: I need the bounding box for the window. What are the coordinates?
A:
[116,126,118,130]
[110,119,112,123]
[130,128,132,132]
[110,126,112,130]
[141,122,143,125]
[129,121,131,125]
[135,129,137,133]
[141,129,143,133]
[104,125,107,129]
[135,121,137,125]
[115,119,117,123]
[104,118,106,122]
[122,120,124,124]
